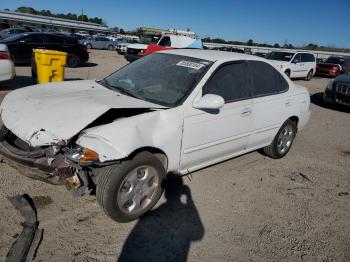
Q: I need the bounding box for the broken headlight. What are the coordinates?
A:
[66,147,99,165]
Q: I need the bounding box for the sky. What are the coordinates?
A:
[3,0,350,48]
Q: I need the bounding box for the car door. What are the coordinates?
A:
[42,34,65,52]
[180,61,254,172]
[94,37,103,49]
[246,60,292,150]
[290,53,304,78]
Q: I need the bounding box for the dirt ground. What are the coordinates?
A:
[0,50,349,262]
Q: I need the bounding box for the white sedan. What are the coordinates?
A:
[0,49,310,222]
[0,44,15,82]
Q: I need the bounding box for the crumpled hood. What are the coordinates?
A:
[0,80,164,146]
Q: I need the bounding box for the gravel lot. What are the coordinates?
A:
[0,50,349,262]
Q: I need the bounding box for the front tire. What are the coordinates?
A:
[107,45,114,51]
[86,43,92,49]
[96,152,166,222]
[263,119,297,159]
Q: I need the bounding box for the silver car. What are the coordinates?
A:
[84,37,117,51]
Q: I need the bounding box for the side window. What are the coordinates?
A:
[43,35,64,44]
[248,61,289,97]
[22,35,44,43]
[301,53,308,62]
[292,54,301,63]
[203,62,252,103]
[308,54,315,62]
[158,36,171,47]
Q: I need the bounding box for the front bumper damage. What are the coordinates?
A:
[0,131,82,190]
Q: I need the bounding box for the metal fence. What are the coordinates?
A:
[204,42,350,60]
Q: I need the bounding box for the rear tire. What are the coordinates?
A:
[66,54,80,68]
[263,119,297,159]
[107,45,114,51]
[96,152,166,222]
[305,70,313,81]
[86,43,92,49]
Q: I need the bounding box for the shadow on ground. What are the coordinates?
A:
[118,177,205,262]
[80,62,98,68]
[311,92,350,113]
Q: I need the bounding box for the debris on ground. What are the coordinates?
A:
[5,194,43,262]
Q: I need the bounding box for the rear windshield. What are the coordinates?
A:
[266,52,295,62]
[324,57,345,65]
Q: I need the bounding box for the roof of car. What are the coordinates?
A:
[161,48,265,62]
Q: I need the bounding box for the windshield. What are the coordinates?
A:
[1,33,27,41]
[101,53,212,107]
[324,57,345,65]
[139,36,158,45]
[266,52,295,62]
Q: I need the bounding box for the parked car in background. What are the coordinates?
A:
[316,56,350,77]
[0,44,15,82]
[0,27,31,40]
[116,39,139,54]
[212,46,245,53]
[0,50,310,222]
[254,52,267,58]
[323,71,350,106]
[266,51,316,80]
[0,32,89,67]
[125,34,203,62]
[84,36,118,50]
[69,33,92,44]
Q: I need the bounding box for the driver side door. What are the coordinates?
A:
[180,61,254,173]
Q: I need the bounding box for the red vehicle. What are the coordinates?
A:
[316,56,350,77]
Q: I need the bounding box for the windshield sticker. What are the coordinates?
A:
[176,61,205,70]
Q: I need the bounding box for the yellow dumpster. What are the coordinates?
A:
[33,49,67,84]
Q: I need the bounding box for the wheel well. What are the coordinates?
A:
[289,116,299,127]
[284,69,290,73]
[128,147,168,170]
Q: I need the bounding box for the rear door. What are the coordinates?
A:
[247,60,291,150]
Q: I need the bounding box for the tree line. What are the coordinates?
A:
[14,6,105,25]
[202,37,350,53]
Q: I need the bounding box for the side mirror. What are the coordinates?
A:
[193,94,225,110]
[292,60,299,64]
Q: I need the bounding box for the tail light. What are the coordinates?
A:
[0,51,11,60]
[80,45,88,52]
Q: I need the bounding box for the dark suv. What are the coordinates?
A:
[323,72,350,106]
[0,32,89,67]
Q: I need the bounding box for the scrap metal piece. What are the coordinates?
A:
[6,194,43,262]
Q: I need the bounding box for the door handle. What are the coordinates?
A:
[285,99,293,107]
[241,108,252,117]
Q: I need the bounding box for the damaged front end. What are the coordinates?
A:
[0,125,96,195]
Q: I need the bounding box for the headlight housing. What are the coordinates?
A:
[66,147,99,165]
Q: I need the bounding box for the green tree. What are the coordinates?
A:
[273,43,280,48]
[247,39,254,46]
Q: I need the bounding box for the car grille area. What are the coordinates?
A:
[336,82,350,95]
[0,125,42,153]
